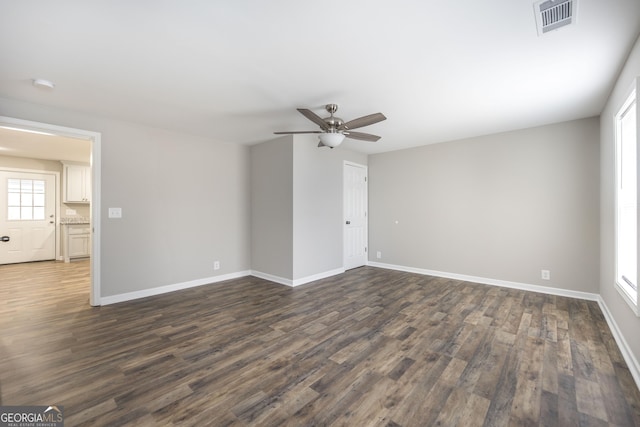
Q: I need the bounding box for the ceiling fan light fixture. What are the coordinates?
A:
[318,132,345,148]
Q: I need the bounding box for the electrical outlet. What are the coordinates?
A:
[214,261,220,270]
[541,269,550,280]
[376,251,382,259]
[108,207,122,219]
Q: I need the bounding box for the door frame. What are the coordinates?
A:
[343,161,368,270]
[0,116,101,306]
[0,168,60,261]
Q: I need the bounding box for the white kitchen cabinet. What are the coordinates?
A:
[63,224,91,262]
[63,163,91,203]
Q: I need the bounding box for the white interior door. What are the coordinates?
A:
[0,171,56,264]
[344,162,368,270]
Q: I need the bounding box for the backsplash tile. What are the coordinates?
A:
[61,216,90,224]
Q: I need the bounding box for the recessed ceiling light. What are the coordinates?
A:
[32,78,55,89]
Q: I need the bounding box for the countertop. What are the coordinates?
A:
[61,217,90,225]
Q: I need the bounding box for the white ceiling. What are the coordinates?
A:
[0,1,639,155]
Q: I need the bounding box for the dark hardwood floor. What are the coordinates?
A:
[1,261,639,426]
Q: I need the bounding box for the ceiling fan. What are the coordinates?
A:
[274,104,386,148]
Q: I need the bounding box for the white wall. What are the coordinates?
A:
[250,136,294,279]
[250,134,367,283]
[292,135,367,280]
[0,155,63,173]
[599,35,640,367]
[0,97,251,298]
[369,117,600,293]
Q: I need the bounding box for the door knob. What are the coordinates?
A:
[1,236,9,242]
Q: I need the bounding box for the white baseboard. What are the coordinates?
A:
[250,270,293,286]
[292,268,345,287]
[597,296,640,390]
[100,270,252,305]
[367,261,599,301]
[101,266,345,305]
[251,267,345,287]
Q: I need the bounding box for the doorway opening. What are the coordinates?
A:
[0,116,101,306]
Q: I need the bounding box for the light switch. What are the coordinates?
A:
[108,207,122,219]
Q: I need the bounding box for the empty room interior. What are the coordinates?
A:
[1,1,640,426]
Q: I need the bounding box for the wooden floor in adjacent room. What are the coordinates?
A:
[1,261,639,426]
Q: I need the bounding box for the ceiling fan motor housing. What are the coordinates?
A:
[324,116,343,130]
[324,104,343,130]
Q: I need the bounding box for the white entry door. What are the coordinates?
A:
[0,171,56,264]
[344,162,368,270]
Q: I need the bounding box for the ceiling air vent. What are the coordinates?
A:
[534,0,577,36]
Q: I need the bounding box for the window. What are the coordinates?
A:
[7,178,46,221]
[615,86,638,313]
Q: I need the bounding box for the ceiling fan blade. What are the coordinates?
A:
[273,131,322,135]
[297,108,329,130]
[341,113,386,130]
[344,131,381,142]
